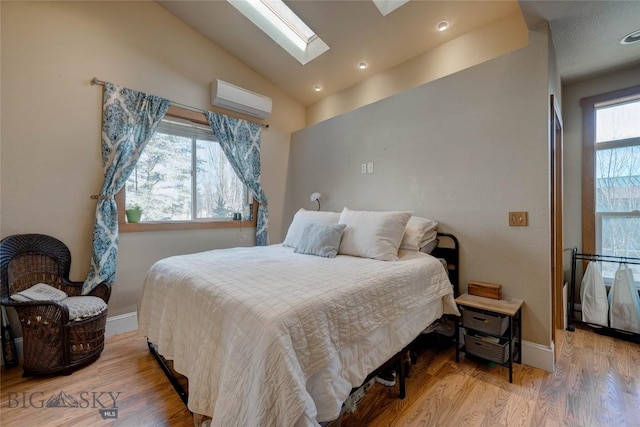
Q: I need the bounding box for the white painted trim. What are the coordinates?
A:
[105,311,138,337]
[522,339,555,372]
[1,312,138,365]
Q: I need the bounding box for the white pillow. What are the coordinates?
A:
[419,230,438,247]
[282,208,341,247]
[420,236,439,254]
[11,283,68,302]
[338,208,411,261]
[400,216,438,251]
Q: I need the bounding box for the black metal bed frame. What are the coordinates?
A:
[147,340,189,407]
[567,247,640,342]
[433,232,460,298]
[147,232,460,414]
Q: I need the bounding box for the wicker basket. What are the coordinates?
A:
[462,307,509,335]
[465,331,509,363]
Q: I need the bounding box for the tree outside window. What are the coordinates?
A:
[125,119,247,222]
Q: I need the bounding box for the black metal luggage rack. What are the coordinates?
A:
[567,247,640,342]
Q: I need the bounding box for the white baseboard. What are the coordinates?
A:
[522,339,555,372]
[105,311,138,337]
[1,312,138,366]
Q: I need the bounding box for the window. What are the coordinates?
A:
[117,106,256,232]
[582,86,640,283]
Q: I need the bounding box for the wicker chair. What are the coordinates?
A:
[0,234,111,376]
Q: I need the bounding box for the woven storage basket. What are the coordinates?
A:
[462,308,509,335]
[465,331,509,363]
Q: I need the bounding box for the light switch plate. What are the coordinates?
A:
[361,163,367,174]
[367,162,374,173]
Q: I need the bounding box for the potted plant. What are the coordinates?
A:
[125,204,143,223]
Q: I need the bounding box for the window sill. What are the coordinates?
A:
[116,188,259,233]
[120,219,256,233]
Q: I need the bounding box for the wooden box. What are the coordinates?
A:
[467,281,502,300]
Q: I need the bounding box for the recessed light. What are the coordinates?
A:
[358,62,368,70]
[313,85,322,92]
[620,29,640,45]
[437,20,449,32]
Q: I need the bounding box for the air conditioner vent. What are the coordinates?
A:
[210,79,272,119]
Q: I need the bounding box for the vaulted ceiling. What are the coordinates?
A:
[158,0,640,106]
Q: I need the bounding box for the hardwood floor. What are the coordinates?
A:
[1,326,638,426]
[1,333,193,427]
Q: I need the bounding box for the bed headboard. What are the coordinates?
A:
[431,232,459,297]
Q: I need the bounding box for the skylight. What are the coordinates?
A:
[227,0,329,65]
[372,0,410,16]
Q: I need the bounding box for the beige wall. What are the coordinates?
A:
[0,1,305,317]
[288,27,554,349]
[0,0,579,357]
[562,64,640,274]
[305,12,528,126]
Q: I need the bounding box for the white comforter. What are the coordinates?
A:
[137,245,457,426]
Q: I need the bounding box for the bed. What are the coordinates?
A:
[137,209,460,426]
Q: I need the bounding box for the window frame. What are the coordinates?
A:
[117,105,258,233]
[581,84,640,255]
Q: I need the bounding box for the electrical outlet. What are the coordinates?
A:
[367,162,374,173]
[361,163,367,174]
[509,211,528,226]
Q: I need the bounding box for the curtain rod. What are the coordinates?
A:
[91,77,269,128]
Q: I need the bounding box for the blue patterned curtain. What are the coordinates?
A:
[206,112,268,245]
[83,83,170,295]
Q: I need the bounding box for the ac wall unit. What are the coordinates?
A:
[210,79,272,119]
